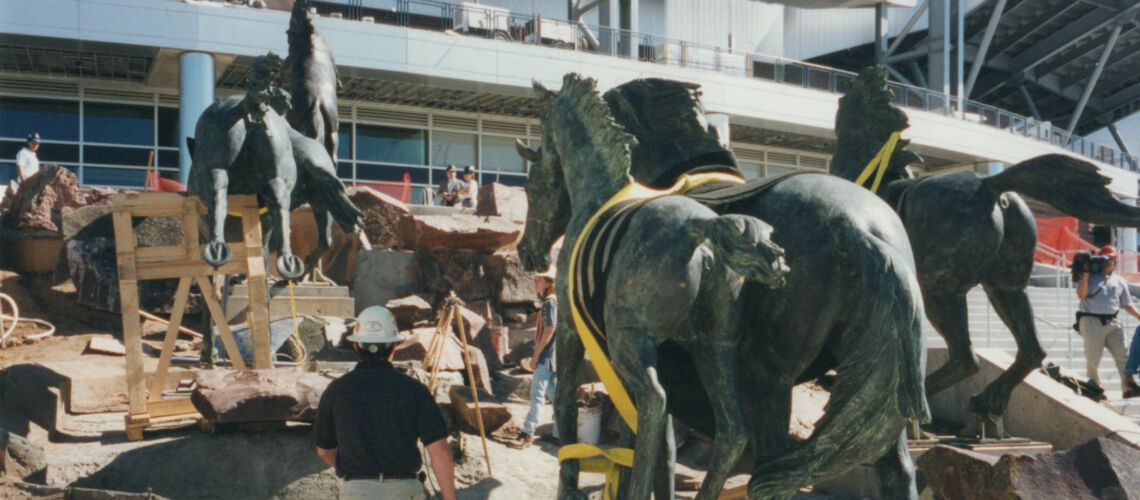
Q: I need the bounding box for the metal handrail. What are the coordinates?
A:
[293,0,1139,172]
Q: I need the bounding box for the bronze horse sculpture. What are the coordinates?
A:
[832,66,1140,419]
[287,0,339,165]
[518,74,930,499]
[187,54,361,281]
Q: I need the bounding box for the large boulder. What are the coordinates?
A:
[400,214,520,253]
[417,250,495,305]
[286,205,362,286]
[351,249,418,314]
[190,369,332,423]
[0,428,47,482]
[348,186,410,250]
[483,250,538,306]
[448,385,512,434]
[7,165,86,232]
[391,329,493,393]
[66,238,181,313]
[916,438,1140,500]
[384,294,435,330]
[475,183,528,224]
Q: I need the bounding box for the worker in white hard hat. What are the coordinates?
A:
[515,264,559,448]
[314,306,456,500]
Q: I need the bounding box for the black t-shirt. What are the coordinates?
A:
[313,359,448,477]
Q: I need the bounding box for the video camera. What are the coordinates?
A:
[1071,251,1113,281]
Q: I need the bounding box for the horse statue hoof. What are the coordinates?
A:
[277,254,305,281]
[202,241,232,268]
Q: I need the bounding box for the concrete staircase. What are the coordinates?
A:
[923,285,1140,421]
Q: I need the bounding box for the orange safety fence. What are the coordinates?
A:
[1036,216,1140,281]
[352,172,412,203]
[145,169,186,193]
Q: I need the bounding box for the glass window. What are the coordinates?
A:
[157,149,180,168]
[481,136,525,174]
[356,124,426,165]
[0,97,79,141]
[431,131,476,168]
[83,166,145,187]
[357,163,429,184]
[337,124,352,160]
[337,162,353,180]
[84,102,153,146]
[157,107,179,148]
[84,145,152,167]
[765,164,797,178]
[497,173,527,187]
[738,160,762,180]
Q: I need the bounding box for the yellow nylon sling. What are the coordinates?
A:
[853,131,902,194]
[558,172,744,499]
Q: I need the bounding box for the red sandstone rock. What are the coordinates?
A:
[475,182,528,224]
[401,214,520,253]
[348,186,410,250]
[10,166,86,232]
[190,369,332,423]
[448,385,512,434]
[385,294,435,329]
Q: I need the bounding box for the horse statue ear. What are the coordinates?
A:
[533,80,555,103]
[516,139,540,162]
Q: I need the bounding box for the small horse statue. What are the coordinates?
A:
[287,0,339,165]
[187,54,361,281]
[832,66,1140,420]
[519,73,789,500]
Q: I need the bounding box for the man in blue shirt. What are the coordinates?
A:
[515,265,558,448]
[1076,245,1140,392]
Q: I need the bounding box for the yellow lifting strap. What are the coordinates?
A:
[559,171,744,496]
[853,131,902,194]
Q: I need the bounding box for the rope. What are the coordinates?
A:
[0,292,56,349]
[853,131,902,194]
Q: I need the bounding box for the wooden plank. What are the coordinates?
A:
[87,336,126,356]
[197,275,247,370]
[242,206,272,370]
[112,192,187,207]
[148,277,192,402]
[112,206,147,417]
[136,260,246,280]
[182,199,199,260]
[136,246,186,262]
[145,397,198,418]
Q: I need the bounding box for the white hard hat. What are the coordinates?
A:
[346,306,402,344]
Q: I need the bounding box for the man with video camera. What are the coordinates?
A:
[1075,245,1140,394]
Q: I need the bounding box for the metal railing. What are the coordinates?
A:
[292,0,1140,172]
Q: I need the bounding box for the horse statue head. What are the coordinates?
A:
[603,79,739,188]
[244,53,291,123]
[515,74,638,272]
[288,0,316,47]
[832,66,922,187]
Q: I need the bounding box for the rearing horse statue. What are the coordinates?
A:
[187,54,361,281]
[518,74,930,499]
[832,66,1140,420]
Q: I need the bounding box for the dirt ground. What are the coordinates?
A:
[0,270,841,499]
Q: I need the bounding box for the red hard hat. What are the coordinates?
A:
[1099,245,1118,258]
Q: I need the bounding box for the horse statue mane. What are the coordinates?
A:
[602,79,739,188]
[535,74,638,190]
[833,67,922,191]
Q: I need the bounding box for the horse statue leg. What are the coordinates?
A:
[202,169,232,267]
[301,204,334,284]
[553,308,588,500]
[608,321,669,500]
[874,429,919,499]
[922,290,979,397]
[687,344,748,500]
[969,285,1044,417]
[267,177,305,281]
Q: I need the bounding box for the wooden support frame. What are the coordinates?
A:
[113,192,272,441]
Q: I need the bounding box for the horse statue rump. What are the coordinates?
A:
[187,54,361,281]
[520,73,792,499]
[518,74,930,499]
[832,66,1140,420]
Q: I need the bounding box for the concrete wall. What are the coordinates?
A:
[927,347,1140,451]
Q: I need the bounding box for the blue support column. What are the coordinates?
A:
[178,51,215,185]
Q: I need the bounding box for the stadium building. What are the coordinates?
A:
[1,0,1137,229]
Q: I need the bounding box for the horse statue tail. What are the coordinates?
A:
[692,214,789,287]
[982,154,1140,226]
[748,234,929,499]
[305,164,363,232]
